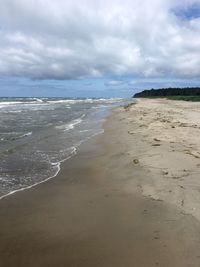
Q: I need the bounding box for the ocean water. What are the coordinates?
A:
[0,97,125,199]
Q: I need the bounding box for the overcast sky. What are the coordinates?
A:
[0,0,200,97]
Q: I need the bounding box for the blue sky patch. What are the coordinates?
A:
[173,3,200,20]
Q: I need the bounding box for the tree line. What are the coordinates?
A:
[133,87,200,98]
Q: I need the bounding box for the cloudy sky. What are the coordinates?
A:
[0,0,200,97]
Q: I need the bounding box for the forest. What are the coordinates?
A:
[133,88,200,101]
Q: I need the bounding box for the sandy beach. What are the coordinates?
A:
[1,98,200,267]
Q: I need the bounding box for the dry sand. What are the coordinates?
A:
[123,99,200,220]
[1,98,200,266]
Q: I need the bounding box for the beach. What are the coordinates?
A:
[1,98,200,266]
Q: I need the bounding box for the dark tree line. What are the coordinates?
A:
[133,87,200,98]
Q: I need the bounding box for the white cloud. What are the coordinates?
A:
[105,80,125,86]
[0,0,200,80]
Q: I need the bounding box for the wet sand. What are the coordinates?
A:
[1,99,200,267]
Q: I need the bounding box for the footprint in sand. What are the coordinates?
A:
[162,170,168,175]
[154,138,161,142]
[133,158,139,164]
[154,230,160,240]
[139,124,148,128]
[152,144,161,147]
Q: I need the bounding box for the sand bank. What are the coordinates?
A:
[1,99,200,266]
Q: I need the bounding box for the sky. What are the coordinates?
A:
[0,0,200,97]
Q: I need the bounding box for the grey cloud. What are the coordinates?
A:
[0,0,200,80]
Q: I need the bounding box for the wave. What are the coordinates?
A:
[0,117,105,201]
[55,115,85,132]
[0,98,123,111]
[0,146,77,200]
[33,98,44,103]
[19,131,32,138]
[64,120,81,131]
[0,101,25,108]
[0,97,122,200]
[0,131,32,142]
[79,129,90,133]
[47,98,123,105]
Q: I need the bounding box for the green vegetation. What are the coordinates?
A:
[166,95,200,101]
[133,88,200,101]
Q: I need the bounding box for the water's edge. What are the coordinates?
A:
[0,97,134,200]
[0,125,105,201]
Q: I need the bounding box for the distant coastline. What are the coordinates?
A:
[133,87,200,101]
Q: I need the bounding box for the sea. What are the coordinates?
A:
[0,97,126,199]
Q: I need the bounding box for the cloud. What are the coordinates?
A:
[105,80,126,86]
[0,0,200,80]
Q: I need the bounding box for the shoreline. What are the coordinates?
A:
[0,97,121,201]
[1,99,200,266]
[0,116,106,201]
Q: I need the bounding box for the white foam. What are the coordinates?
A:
[19,132,32,138]
[0,126,105,201]
[0,125,105,201]
[79,129,90,133]
[56,116,84,132]
[0,146,77,200]
[0,101,25,108]
[48,98,123,105]
[48,100,77,104]
[33,98,44,103]
[0,98,120,201]
[63,118,82,131]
